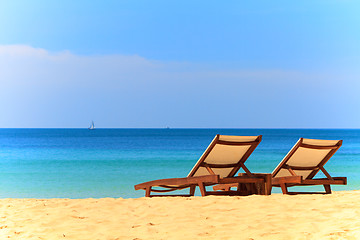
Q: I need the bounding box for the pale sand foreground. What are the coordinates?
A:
[1,191,360,240]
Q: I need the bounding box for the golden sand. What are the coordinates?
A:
[1,191,360,239]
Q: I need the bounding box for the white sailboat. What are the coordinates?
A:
[88,121,95,130]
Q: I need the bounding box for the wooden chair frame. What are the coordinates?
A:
[134,135,271,197]
[272,138,347,194]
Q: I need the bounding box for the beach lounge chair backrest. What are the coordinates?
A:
[188,135,262,178]
[272,138,342,179]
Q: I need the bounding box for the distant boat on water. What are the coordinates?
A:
[88,121,95,130]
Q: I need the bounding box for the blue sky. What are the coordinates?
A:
[0,0,359,128]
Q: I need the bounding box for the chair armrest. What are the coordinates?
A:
[272,176,303,185]
[134,175,220,190]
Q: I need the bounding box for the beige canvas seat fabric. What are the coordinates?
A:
[272,138,342,179]
[188,135,260,178]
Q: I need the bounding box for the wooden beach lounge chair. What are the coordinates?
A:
[213,138,347,194]
[134,135,272,197]
[271,138,347,194]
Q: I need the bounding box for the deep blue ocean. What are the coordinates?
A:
[0,129,358,198]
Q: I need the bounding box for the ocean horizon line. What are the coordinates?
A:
[0,127,359,130]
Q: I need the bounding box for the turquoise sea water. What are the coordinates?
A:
[0,129,359,198]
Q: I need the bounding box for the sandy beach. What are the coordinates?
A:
[0,191,359,239]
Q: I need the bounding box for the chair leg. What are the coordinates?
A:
[244,183,251,193]
[254,182,262,195]
[264,175,272,195]
[254,183,262,195]
[324,184,331,194]
[198,182,207,196]
[189,185,196,196]
[235,183,241,193]
[145,187,152,197]
[280,183,288,194]
[236,183,246,194]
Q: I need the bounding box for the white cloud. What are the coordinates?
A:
[0,45,49,57]
[0,45,359,128]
